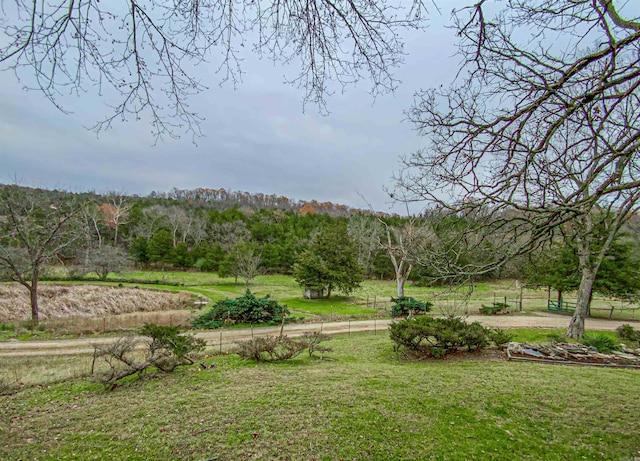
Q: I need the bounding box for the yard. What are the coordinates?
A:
[1,332,639,460]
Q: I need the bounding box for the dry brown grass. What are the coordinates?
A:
[0,284,194,324]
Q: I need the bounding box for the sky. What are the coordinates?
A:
[0,2,461,214]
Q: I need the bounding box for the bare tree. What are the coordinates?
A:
[87,245,130,280]
[102,194,132,247]
[234,244,262,288]
[347,214,383,275]
[163,206,190,247]
[379,218,431,297]
[0,185,82,325]
[0,0,428,140]
[209,221,251,251]
[130,205,167,242]
[396,1,640,337]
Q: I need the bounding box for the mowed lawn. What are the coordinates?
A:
[39,270,640,323]
[1,333,639,461]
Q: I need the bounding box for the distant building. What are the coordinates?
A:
[304,288,325,299]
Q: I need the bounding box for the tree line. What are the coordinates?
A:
[2,184,640,334]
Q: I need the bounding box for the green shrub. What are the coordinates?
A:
[546,331,568,344]
[389,316,490,359]
[616,324,640,343]
[581,333,621,353]
[193,290,290,328]
[390,296,433,317]
[487,328,514,346]
[480,302,510,315]
[140,324,206,371]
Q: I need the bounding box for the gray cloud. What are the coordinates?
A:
[0,3,460,213]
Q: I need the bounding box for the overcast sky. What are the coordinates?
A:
[0,2,461,213]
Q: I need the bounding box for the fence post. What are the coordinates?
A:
[519,280,524,311]
[374,318,377,335]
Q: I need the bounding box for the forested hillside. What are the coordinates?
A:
[2,183,640,297]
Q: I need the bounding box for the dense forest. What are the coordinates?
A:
[2,184,640,299]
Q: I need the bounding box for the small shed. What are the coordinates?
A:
[304,288,325,299]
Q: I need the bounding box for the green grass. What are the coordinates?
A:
[67,271,638,321]
[5,271,638,340]
[1,332,639,460]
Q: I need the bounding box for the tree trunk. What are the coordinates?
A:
[29,276,39,326]
[396,275,405,297]
[567,267,597,338]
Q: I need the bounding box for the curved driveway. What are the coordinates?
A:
[0,313,637,357]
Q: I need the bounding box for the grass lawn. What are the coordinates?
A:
[2,271,637,339]
[1,332,639,460]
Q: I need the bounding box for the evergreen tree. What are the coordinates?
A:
[293,222,362,298]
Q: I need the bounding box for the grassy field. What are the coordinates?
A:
[1,271,638,339]
[111,271,640,321]
[1,332,639,461]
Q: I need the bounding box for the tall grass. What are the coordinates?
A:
[0,284,195,324]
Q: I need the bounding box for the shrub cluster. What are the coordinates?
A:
[480,302,510,315]
[390,296,433,317]
[92,324,206,390]
[235,332,332,362]
[193,290,290,328]
[616,324,640,343]
[580,333,621,353]
[389,316,509,359]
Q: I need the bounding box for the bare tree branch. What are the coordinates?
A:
[0,0,429,140]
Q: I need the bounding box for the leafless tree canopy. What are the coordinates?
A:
[396,0,640,336]
[398,0,640,266]
[0,0,428,139]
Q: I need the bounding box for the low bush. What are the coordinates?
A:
[480,302,510,315]
[193,290,290,328]
[235,332,332,362]
[389,316,493,359]
[581,333,621,353]
[92,324,206,390]
[487,328,514,346]
[390,296,433,317]
[547,331,568,344]
[616,324,640,343]
[299,332,333,359]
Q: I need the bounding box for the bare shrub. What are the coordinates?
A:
[298,332,333,359]
[92,324,205,390]
[0,376,20,395]
[235,332,332,362]
[235,336,306,362]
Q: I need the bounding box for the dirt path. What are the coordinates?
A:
[1,313,637,357]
